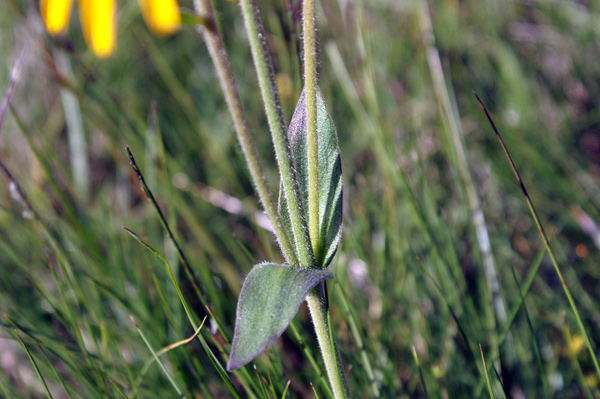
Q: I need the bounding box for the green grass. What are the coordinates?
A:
[1,0,600,397]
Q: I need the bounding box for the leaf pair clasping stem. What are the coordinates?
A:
[193,0,351,397]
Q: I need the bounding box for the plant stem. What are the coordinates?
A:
[306,286,351,399]
[239,0,314,268]
[193,0,298,266]
[303,0,320,261]
[302,3,350,398]
[198,2,350,396]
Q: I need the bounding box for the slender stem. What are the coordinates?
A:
[475,93,600,380]
[239,0,314,268]
[303,0,320,260]
[193,0,298,266]
[479,345,495,399]
[303,3,350,397]
[126,146,208,308]
[306,286,351,399]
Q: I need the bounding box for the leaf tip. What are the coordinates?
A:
[226,357,242,372]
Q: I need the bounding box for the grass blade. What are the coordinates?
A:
[562,317,596,399]
[16,332,54,399]
[126,145,206,305]
[38,345,74,399]
[510,266,549,395]
[475,93,600,380]
[412,346,429,399]
[416,0,506,339]
[288,320,333,398]
[479,345,495,399]
[253,365,270,399]
[335,282,380,398]
[490,365,508,399]
[414,257,479,371]
[130,316,184,398]
[310,382,321,399]
[123,227,243,399]
[136,317,207,385]
[110,380,130,399]
[280,380,291,399]
[499,248,546,346]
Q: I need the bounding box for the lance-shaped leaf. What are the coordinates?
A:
[279,87,343,268]
[227,263,333,370]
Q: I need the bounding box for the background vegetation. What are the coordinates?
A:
[1,0,600,397]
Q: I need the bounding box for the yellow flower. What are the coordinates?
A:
[40,0,73,35]
[138,0,181,36]
[40,0,181,58]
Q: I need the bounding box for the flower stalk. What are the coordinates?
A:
[303,0,321,260]
[239,0,314,269]
[306,288,351,399]
[193,0,298,267]
[302,2,351,398]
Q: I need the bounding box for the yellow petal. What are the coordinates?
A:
[138,0,180,36]
[78,0,116,58]
[41,0,74,35]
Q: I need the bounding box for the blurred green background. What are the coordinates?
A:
[1,0,600,398]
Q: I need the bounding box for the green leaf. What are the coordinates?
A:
[228,263,333,370]
[279,87,343,268]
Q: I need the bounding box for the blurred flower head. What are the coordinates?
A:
[40,0,181,58]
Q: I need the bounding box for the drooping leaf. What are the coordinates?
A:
[227,263,333,370]
[279,87,343,268]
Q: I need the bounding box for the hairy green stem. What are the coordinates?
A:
[239,0,314,268]
[306,286,351,399]
[302,2,351,398]
[193,0,297,266]
[303,0,320,260]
